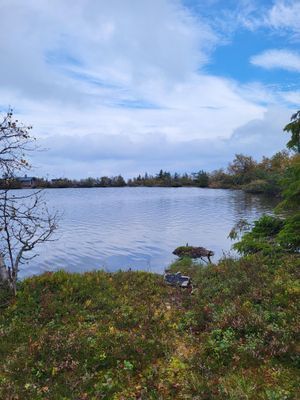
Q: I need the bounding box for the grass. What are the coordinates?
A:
[0,254,299,399]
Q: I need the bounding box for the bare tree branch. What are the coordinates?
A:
[0,110,59,295]
[0,108,36,177]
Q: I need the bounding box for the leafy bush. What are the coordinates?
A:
[277,214,300,252]
[232,215,285,255]
[243,178,281,195]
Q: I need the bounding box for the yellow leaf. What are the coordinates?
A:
[85,299,92,307]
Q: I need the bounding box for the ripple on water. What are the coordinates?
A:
[17,187,275,278]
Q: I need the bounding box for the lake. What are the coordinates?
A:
[19,187,276,278]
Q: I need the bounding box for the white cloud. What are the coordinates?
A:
[0,0,217,98]
[267,0,300,38]
[240,1,300,41]
[0,1,266,139]
[0,0,296,178]
[280,90,300,105]
[250,49,300,72]
[31,107,289,179]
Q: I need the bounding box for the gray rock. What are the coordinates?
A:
[164,272,191,288]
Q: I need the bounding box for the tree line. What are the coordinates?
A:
[0,151,295,196]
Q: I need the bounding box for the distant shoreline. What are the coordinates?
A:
[2,150,291,195]
[5,185,246,191]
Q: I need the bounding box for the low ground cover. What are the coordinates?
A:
[0,253,299,399]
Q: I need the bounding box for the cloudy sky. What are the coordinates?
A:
[1,0,299,178]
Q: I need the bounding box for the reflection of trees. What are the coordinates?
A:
[231,191,278,220]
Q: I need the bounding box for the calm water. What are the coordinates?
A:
[19,187,276,278]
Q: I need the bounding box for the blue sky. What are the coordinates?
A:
[0,0,299,178]
[208,30,298,86]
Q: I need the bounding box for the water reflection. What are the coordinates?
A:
[18,187,276,278]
